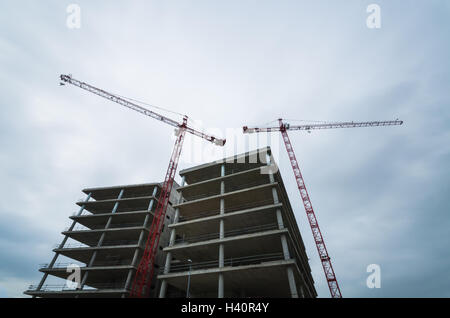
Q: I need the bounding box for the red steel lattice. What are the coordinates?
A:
[130,118,187,297]
[279,119,342,298]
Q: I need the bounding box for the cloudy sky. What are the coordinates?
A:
[1,0,449,297]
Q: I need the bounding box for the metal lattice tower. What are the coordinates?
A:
[243,117,403,297]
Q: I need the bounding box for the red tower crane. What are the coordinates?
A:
[243,118,403,298]
[60,74,225,297]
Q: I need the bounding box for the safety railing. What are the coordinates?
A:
[180,179,271,203]
[181,190,221,202]
[174,223,281,245]
[39,262,85,269]
[174,232,219,244]
[161,252,285,274]
[39,259,132,269]
[64,222,144,232]
[72,208,153,217]
[27,283,125,292]
[226,164,264,176]
[109,222,144,229]
[54,240,139,249]
[177,198,276,222]
[63,225,90,232]
[177,209,220,222]
[224,179,272,194]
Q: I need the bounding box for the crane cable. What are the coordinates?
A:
[115,93,217,133]
[114,93,186,118]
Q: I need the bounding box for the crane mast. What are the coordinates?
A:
[131,118,187,297]
[279,120,342,298]
[60,74,225,297]
[243,118,402,298]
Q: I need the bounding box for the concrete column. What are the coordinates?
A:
[124,186,159,294]
[276,210,284,229]
[266,152,272,166]
[269,170,275,184]
[279,220,299,298]
[80,189,124,290]
[281,235,291,260]
[218,218,224,298]
[158,250,174,297]
[159,179,184,298]
[34,192,92,295]
[168,229,175,245]
[267,160,299,299]
[218,271,224,298]
[168,208,180,247]
[159,275,168,298]
[218,164,225,298]
[287,267,299,298]
[275,211,299,297]
[159,207,180,298]
[272,187,279,202]
[299,285,305,298]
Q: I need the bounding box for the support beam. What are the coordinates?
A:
[268,167,299,298]
[33,192,92,296]
[159,177,184,298]
[124,186,159,296]
[79,189,124,290]
[287,267,299,298]
[218,164,225,298]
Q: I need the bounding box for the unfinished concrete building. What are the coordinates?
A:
[24,182,180,298]
[158,147,317,298]
[25,147,316,298]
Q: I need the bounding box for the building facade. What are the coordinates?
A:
[24,182,179,298]
[25,147,316,298]
[158,147,317,298]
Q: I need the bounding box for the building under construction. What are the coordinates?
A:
[25,147,317,298]
[48,74,402,298]
[24,182,180,298]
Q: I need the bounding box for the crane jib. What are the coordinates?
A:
[59,73,225,297]
[59,74,226,146]
[240,118,403,298]
[242,120,403,133]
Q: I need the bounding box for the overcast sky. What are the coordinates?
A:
[0,1,449,297]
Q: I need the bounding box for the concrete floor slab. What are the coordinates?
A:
[165,228,287,263]
[170,203,282,238]
[159,259,295,298]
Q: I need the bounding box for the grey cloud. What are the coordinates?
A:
[0,0,449,297]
